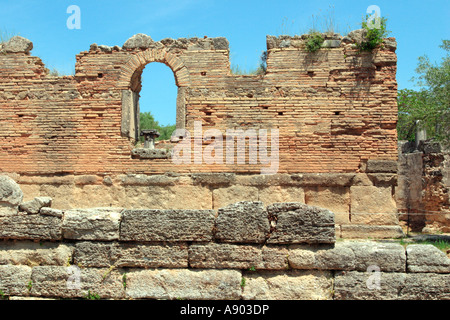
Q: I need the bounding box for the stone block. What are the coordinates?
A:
[0,175,23,216]
[123,33,153,49]
[122,185,212,209]
[111,242,188,268]
[406,244,450,273]
[74,175,100,185]
[400,273,450,300]
[119,174,178,186]
[334,271,406,300]
[191,173,235,186]
[0,241,73,266]
[3,36,33,53]
[366,160,398,173]
[0,214,62,240]
[0,265,32,296]
[290,173,355,187]
[125,269,241,300]
[322,40,341,48]
[288,241,406,272]
[73,242,113,268]
[30,266,125,299]
[340,225,404,239]
[212,186,258,209]
[259,186,305,206]
[39,207,63,218]
[266,203,335,244]
[19,197,52,214]
[215,201,269,243]
[73,241,189,268]
[350,212,399,225]
[367,173,397,186]
[212,37,229,50]
[335,271,450,300]
[120,209,215,242]
[305,186,350,214]
[62,208,122,241]
[342,241,406,272]
[242,270,333,300]
[350,186,397,214]
[188,243,287,270]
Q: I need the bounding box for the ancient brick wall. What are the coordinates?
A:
[0,33,398,175]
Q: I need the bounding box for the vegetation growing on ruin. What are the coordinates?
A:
[305,32,324,53]
[356,15,390,52]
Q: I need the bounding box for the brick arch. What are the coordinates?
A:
[118,48,189,140]
[118,48,190,88]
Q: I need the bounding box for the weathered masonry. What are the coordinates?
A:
[0,32,401,238]
[0,177,448,300]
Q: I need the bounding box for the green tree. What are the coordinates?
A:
[397,40,450,145]
[139,111,176,142]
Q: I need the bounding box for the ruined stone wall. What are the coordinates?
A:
[0,177,448,300]
[397,140,450,233]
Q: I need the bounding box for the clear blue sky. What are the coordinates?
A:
[1,0,449,125]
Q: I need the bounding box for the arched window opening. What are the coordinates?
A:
[139,62,178,144]
[122,62,183,150]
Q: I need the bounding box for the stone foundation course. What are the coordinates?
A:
[0,194,448,300]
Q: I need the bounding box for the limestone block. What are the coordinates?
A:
[259,186,305,206]
[191,173,235,186]
[215,201,269,243]
[123,33,153,49]
[19,197,52,214]
[0,241,73,266]
[73,242,113,268]
[334,271,406,300]
[212,186,258,209]
[305,186,350,215]
[266,203,335,244]
[350,212,399,225]
[120,209,215,242]
[342,241,406,272]
[341,225,404,239]
[350,186,397,214]
[62,208,123,241]
[0,175,23,216]
[288,241,405,272]
[39,207,63,218]
[125,269,242,300]
[290,173,355,187]
[335,271,450,300]
[30,266,125,299]
[400,273,450,300]
[0,214,62,240]
[0,265,32,296]
[189,243,287,270]
[242,270,333,300]
[73,241,189,268]
[111,243,188,268]
[366,160,398,173]
[123,185,212,209]
[212,37,229,50]
[406,244,450,273]
[3,36,33,53]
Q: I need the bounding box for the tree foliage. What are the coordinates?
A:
[397,40,450,145]
[139,112,176,141]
